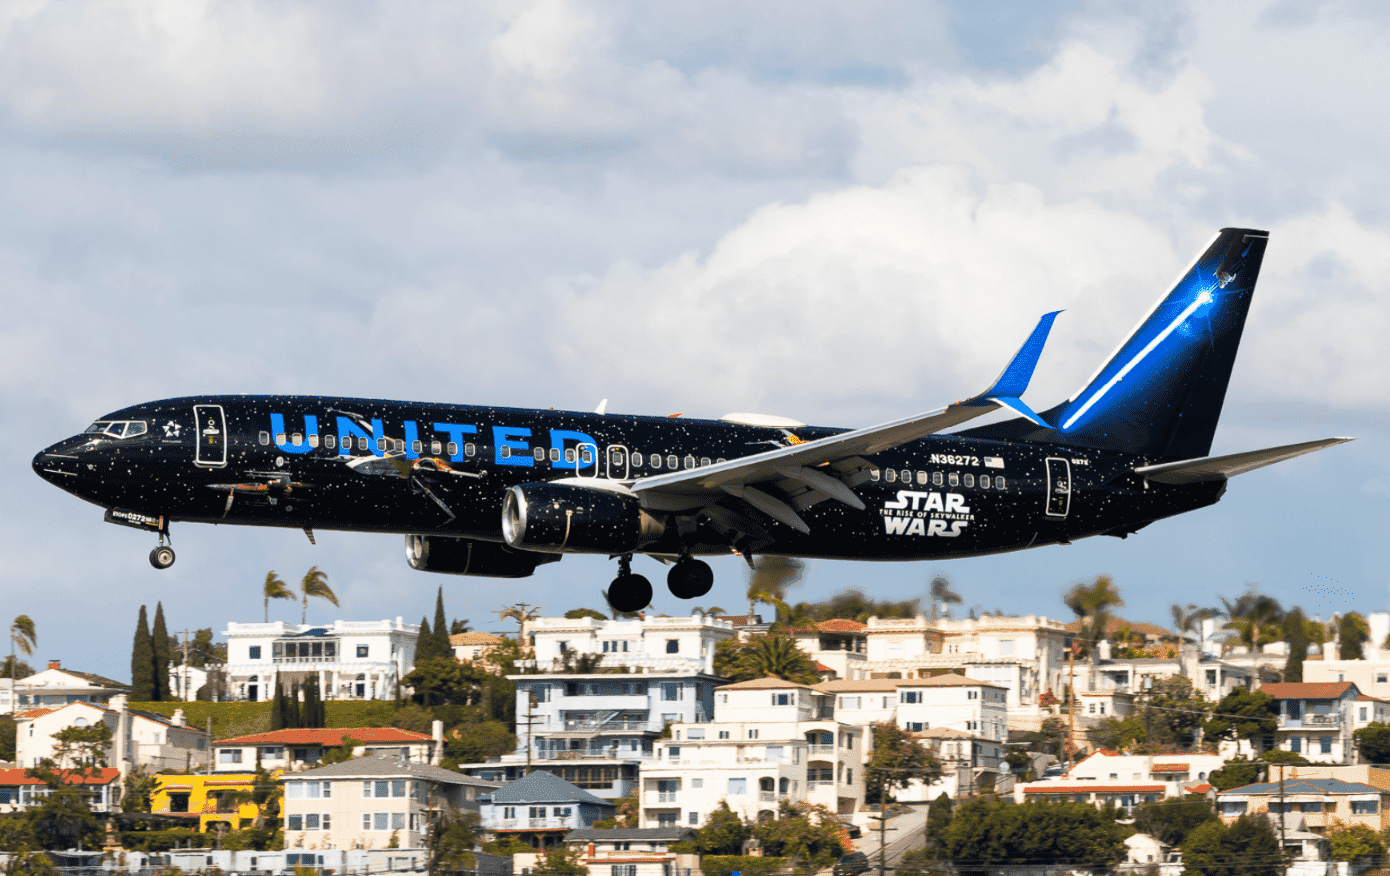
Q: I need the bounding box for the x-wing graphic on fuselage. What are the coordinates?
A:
[33,229,1352,612]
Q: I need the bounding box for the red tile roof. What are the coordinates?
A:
[816,619,867,633]
[0,768,119,786]
[1184,783,1213,794]
[1151,764,1191,772]
[1259,682,1357,700]
[1023,784,1166,795]
[215,727,433,746]
[1062,618,1172,638]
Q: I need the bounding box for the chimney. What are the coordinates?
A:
[110,694,128,713]
[171,708,186,727]
[47,660,60,670]
[432,720,444,765]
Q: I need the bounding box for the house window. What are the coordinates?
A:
[841,696,861,709]
[1378,673,1388,684]
[687,729,705,740]
[553,807,572,817]
[905,722,924,732]
[1291,737,1302,753]
[718,731,729,739]
[772,693,791,706]
[1321,736,1333,754]
[657,812,677,827]
[748,729,759,739]
[249,646,261,660]
[219,749,242,763]
[662,683,682,701]
[666,639,679,654]
[530,806,546,819]
[613,867,638,876]
[900,691,921,704]
[657,780,679,802]
[357,645,369,658]
[998,640,1014,657]
[1362,707,1369,721]
[692,778,703,789]
[667,746,680,760]
[1352,800,1379,815]
[503,807,515,820]
[288,814,303,831]
[689,812,699,825]
[728,778,747,795]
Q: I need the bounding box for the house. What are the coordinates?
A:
[483,670,720,800]
[479,770,616,849]
[221,618,419,703]
[280,755,498,850]
[1016,748,1228,804]
[451,632,506,663]
[15,697,210,774]
[783,620,869,681]
[0,660,129,715]
[1019,782,1166,813]
[212,726,440,773]
[524,613,736,674]
[152,773,268,832]
[1216,778,1390,831]
[1062,617,1174,650]
[1256,682,1361,762]
[1067,655,1256,701]
[1306,657,1390,700]
[562,827,701,876]
[0,767,121,813]
[640,676,865,826]
[862,615,1070,718]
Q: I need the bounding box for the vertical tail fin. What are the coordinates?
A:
[1049,228,1268,459]
[963,228,1268,459]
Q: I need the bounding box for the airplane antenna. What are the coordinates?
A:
[594,399,608,415]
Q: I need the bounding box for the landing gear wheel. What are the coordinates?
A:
[607,574,652,614]
[149,545,176,569]
[667,558,714,599]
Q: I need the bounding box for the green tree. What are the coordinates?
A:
[263,571,294,622]
[1171,603,1217,645]
[432,588,452,658]
[1283,607,1310,682]
[47,722,112,775]
[300,566,338,624]
[1220,587,1283,654]
[122,766,158,813]
[0,715,15,761]
[1,656,34,679]
[923,792,954,860]
[1354,723,1390,764]
[427,806,480,875]
[269,678,286,731]
[1182,814,1281,876]
[1132,796,1217,846]
[1135,675,1206,750]
[687,802,752,855]
[1203,689,1277,747]
[1208,756,1262,791]
[1063,575,1124,691]
[713,636,820,684]
[444,721,516,763]
[942,798,1126,868]
[1326,822,1385,863]
[752,801,848,870]
[318,735,363,766]
[563,608,608,621]
[1090,714,1147,751]
[151,602,170,702]
[1338,612,1370,660]
[866,722,941,804]
[404,659,489,708]
[20,785,103,851]
[130,606,154,702]
[531,846,586,876]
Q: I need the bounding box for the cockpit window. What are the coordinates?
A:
[85,420,148,439]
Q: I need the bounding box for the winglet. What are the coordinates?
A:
[962,310,1061,426]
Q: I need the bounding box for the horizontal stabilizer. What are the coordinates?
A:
[1134,437,1353,485]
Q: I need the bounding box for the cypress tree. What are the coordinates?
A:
[151,602,171,702]
[130,606,154,702]
[431,588,451,659]
[416,616,437,662]
[288,681,302,729]
[270,679,285,730]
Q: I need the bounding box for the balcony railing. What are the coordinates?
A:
[529,818,549,828]
[808,745,836,756]
[759,791,777,802]
[657,792,677,803]
[807,780,835,788]
[562,719,652,731]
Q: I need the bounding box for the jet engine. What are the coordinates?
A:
[404,534,560,577]
[502,482,665,553]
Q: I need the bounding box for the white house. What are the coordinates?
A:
[212,727,440,773]
[1019,748,1228,801]
[1256,682,1362,763]
[562,827,701,876]
[15,697,209,774]
[782,620,869,681]
[0,661,128,715]
[0,767,121,814]
[525,613,736,675]
[450,632,506,663]
[280,755,497,850]
[221,618,418,703]
[640,676,865,826]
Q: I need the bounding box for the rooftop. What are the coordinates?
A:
[489,770,612,806]
[450,632,505,646]
[1258,682,1358,700]
[293,755,496,786]
[1221,779,1384,796]
[0,768,120,787]
[216,727,433,746]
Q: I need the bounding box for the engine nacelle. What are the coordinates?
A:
[404,534,560,577]
[502,482,665,553]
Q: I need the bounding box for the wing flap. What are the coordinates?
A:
[1135,437,1353,484]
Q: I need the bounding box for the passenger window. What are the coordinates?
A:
[276,433,286,446]
[948,472,959,486]
[700,457,711,467]
[397,439,406,452]
[580,448,593,464]
[533,447,545,461]
[717,458,727,464]
[464,443,475,457]
[964,474,974,487]
[376,438,387,451]
[869,468,880,481]
[446,442,458,457]
[309,435,319,448]
[500,446,511,458]
[631,453,642,468]
[358,437,368,450]
[916,471,927,485]
[411,440,422,454]
[550,448,561,462]
[565,448,576,463]
[901,470,911,483]
[259,432,270,446]
[996,476,1006,489]
[684,455,695,469]
[980,475,991,489]
[650,454,661,468]
[885,469,896,483]
[431,441,442,456]
[289,433,299,446]
[666,454,678,469]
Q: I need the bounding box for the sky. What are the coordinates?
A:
[3,1,1388,676]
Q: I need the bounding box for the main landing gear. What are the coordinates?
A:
[605,554,715,613]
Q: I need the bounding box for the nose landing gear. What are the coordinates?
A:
[149,526,175,570]
[605,555,652,614]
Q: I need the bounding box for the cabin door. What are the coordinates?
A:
[1044,457,1071,518]
[193,404,228,468]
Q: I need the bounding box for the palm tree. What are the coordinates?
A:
[692,606,728,617]
[9,615,35,711]
[740,635,819,684]
[263,572,294,623]
[1063,575,1124,691]
[500,604,543,638]
[929,575,962,622]
[1171,603,1217,642]
[1219,587,1283,654]
[299,566,338,625]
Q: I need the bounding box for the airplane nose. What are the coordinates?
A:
[33,440,83,486]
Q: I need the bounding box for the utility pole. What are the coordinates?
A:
[178,630,192,702]
[866,806,890,876]
[517,694,543,776]
[1278,760,1287,876]
[1066,637,1077,769]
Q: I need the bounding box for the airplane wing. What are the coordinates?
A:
[1133,437,1354,485]
[630,312,1062,535]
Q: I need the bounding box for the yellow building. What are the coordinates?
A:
[152,772,277,832]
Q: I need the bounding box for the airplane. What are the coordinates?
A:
[33,228,1351,612]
